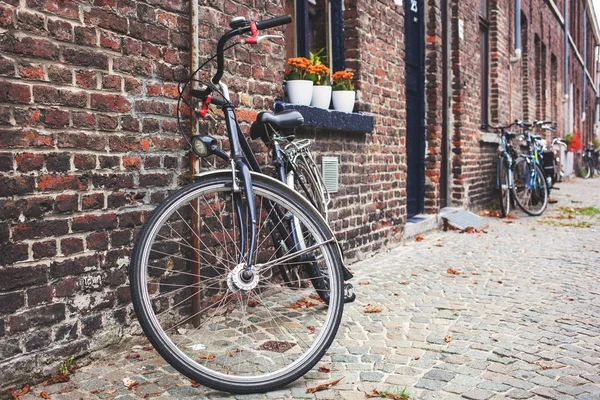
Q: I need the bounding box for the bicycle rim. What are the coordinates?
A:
[498,157,510,217]
[512,158,548,216]
[130,173,344,393]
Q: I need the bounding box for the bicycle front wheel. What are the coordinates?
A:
[130,172,344,393]
[512,157,548,216]
[498,156,510,217]
[578,156,592,179]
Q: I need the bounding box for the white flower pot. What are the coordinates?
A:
[332,90,355,113]
[286,80,313,106]
[310,85,332,109]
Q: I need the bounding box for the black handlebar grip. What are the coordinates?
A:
[255,15,292,30]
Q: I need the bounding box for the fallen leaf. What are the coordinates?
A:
[358,282,370,286]
[415,235,424,242]
[473,281,478,284]
[366,388,408,400]
[446,268,460,275]
[285,298,319,309]
[8,384,30,400]
[491,338,499,342]
[198,354,216,360]
[554,376,560,381]
[307,326,316,334]
[434,243,444,247]
[38,391,51,399]
[414,355,421,360]
[106,389,117,394]
[126,353,140,359]
[42,376,69,386]
[401,281,408,285]
[444,335,452,343]
[142,345,154,351]
[318,366,331,373]
[190,380,201,388]
[363,304,382,313]
[567,298,574,301]
[464,227,476,233]
[411,274,418,277]
[309,293,326,303]
[497,280,503,284]
[122,378,137,390]
[247,300,260,307]
[306,377,343,393]
[533,361,551,370]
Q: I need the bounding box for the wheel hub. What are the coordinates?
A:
[227,264,259,292]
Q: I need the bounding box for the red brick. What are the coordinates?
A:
[45,152,71,172]
[99,30,121,51]
[37,174,87,192]
[102,74,122,90]
[23,196,53,218]
[50,255,98,278]
[27,285,53,306]
[32,240,58,259]
[0,81,31,103]
[90,93,131,112]
[84,9,128,34]
[82,193,104,210]
[53,277,78,297]
[47,65,73,85]
[13,108,41,127]
[72,112,96,129]
[129,20,169,45]
[86,231,109,251]
[61,237,84,256]
[0,292,25,314]
[0,243,29,265]
[72,213,117,232]
[57,132,106,151]
[74,26,98,47]
[12,219,69,241]
[19,64,45,80]
[13,37,60,60]
[27,0,79,19]
[0,265,47,290]
[97,114,119,131]
[47,18,73,42]
[75,70,98,89]
[44,108,70,128]
[123,156,141,170]
[92,173,134,189]
[0,128,52,148]
[146,82,163,96]
[55,194,78,213]
[0,176,35,196]
[113,56,152,77]
[63,47,108,69]
[0,5,14,29]
[16,152,44,172]
[74,153,97,170]
[0,153,13,171]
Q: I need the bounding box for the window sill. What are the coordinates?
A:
[274,100,374,133]
[480,131,499,145]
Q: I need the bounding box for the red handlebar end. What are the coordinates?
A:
[198,95,212,118]
[245,22,259,44]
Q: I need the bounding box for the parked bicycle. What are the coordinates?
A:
[129,15,354,394]
[484,121,548,217]
[578,143,596,179]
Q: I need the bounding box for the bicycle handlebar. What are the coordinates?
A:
[192,15,292,100]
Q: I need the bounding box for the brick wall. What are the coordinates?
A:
[0,0,193,389]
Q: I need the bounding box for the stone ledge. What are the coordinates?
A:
[274,100,375,133]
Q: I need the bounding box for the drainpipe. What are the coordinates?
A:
[583,4,587,124]
[564,0,570,135]
[189,0,201,328]
[514,0,522,60]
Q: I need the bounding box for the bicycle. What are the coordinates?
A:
[484,121,549,217]
[483,122,519,217]
[578,143,595,179]
[129,15,353,394]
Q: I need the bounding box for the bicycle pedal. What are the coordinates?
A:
[343,283,356,303]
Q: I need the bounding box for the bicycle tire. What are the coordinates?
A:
[512,157,548,216]
[498,156,510,217]
[287,156,328,220]
[130,171,344,393]
[578,156,592,179]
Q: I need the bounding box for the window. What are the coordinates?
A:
[480,0,489,124]
[285,0,345,72]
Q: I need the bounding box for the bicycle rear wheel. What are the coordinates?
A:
[512,157,548,216]
[497,156,510,217]
[578,156,592,179]
[130,172,344,393]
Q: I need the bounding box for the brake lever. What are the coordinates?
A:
[241,34,284,44]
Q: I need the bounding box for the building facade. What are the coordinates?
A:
[0,0,598,390]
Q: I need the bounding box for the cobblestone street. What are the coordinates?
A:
[18,177,600,400]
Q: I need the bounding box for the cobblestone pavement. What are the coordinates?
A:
[19,178,600,400]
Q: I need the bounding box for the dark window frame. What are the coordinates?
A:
[294,0,345,72]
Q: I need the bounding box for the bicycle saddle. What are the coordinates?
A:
[250,110,304,142]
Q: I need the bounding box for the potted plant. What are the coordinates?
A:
[308,63,331,109]
[331,70,355,113]
[284,57,314,106]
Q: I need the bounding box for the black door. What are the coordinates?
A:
[404,0,425,217]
